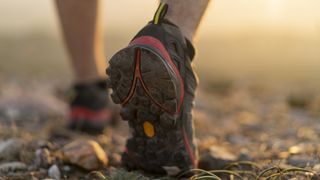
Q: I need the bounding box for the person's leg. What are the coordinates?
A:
[56,0,105,83]
[55,0,113,134]
[161,0,210,41]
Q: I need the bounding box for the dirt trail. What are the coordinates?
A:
[0,80,320,179]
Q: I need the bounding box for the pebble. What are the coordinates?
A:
[289,145,302,154]
[313,164,320,172]
[35,148,54,168]
[37,140,54,149]
[238,149,252,161]
[0,162,27,174]
[62,140,108,170]
[287,155,317,168]
[0,138,25,162]
[198,145,238,170]
[62,165,71,172]
[48,164,61,180]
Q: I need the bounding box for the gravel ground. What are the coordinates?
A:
[0,79,320,179]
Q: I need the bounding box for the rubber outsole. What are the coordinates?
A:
[107,46,193,175]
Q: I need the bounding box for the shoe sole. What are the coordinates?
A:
[107,37,195,174]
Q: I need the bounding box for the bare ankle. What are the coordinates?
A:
[161,0,210,41]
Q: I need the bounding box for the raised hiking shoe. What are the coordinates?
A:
[67,80,115,134]
[106,3,198,176]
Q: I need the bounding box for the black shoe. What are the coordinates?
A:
[67,80,114,134]
[107,3,198,176]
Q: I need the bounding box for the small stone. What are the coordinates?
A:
[35,148,54,168]
[162,166,181,176]
[62,165,71,172]
[0,138,25,162]
[198,145,237,170]
[238,149,252,161]
[48,164,61,180]
[62,140,108,170]
[287,155,317,168]
[313,164,320,172]
[0,162,27,174]
[37,140,54,149]
[279,151,290,159]
[289,145,302,154]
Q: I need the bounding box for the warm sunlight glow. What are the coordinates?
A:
[265,0,283,19]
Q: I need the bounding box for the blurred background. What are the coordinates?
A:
[1,0,320,86]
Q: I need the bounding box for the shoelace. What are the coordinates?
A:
[153,3,169,25]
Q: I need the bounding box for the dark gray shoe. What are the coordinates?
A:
[67,80,115,134]
[106,3,198,176]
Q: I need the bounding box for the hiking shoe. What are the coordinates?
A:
[106,3,198,176]
[67,79,115,134]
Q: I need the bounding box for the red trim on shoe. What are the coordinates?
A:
[129,36,184,113]
[120,49,140,106]
[69,107,111,122]
[182,126,197,168]
[129,36,196,167]
[121,48,178,114]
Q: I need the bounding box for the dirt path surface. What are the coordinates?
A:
[0,79,320,179]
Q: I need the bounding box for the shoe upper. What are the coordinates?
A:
[67,80,113,134]
[69,80,108,110]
